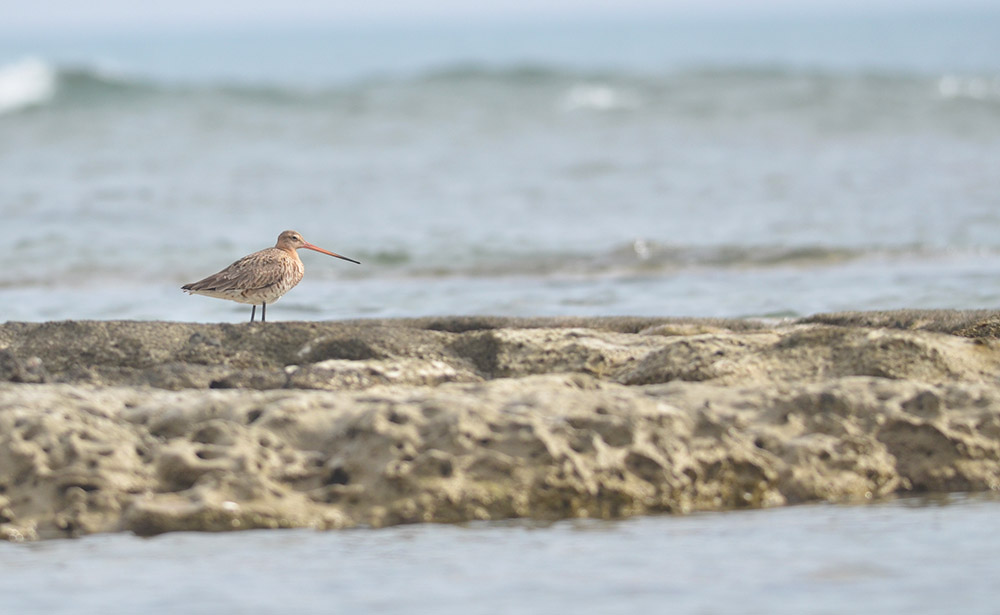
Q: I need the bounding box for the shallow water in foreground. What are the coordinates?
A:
[1,495,996,614]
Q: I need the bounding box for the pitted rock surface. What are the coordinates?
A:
[2,310,1000,539]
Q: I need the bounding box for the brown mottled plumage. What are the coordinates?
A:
[182,230,360,322]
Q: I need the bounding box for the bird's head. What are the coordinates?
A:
[275,230,360,264]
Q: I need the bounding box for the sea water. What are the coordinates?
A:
[1,10,999,322]
[2,11,1000,610]
[0,495,998,614]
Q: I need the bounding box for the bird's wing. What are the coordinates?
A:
[182,249,290,293]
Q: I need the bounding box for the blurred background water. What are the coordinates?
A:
[1,5,999,322]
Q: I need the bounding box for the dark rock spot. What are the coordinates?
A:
[326,467,350,485]
[448,332,500,377]
[191,424,228,445]
[301,336,382,362]
[195,448,226,460]
[625,450,665,483]
[901,390,942,419]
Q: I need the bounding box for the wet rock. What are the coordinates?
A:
[0,350,47,384]
[0,311,999,540]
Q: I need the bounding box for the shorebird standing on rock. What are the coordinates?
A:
[182,230,360,322]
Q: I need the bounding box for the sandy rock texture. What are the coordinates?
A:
[1,310,1000,540]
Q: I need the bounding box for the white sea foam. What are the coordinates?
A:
[937,75,1000,101]
[559,84,641,112]
[0,57,56,115]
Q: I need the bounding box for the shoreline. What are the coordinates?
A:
[2,310,1000,540]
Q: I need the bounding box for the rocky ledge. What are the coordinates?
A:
[2,310,1000,540]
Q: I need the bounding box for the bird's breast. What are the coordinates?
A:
[239,253,305,304]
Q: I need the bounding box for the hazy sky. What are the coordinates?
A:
[4,0,994,32]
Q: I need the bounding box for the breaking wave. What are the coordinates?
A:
[937,75,1000,102]
[0,57,56,115]
[3,58,998,119]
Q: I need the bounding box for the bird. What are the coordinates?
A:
[182,230,360,322]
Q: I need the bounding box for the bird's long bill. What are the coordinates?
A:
[303,242,361,264]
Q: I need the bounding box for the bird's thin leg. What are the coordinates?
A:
[250,305,256,323]
[262,302,267,323]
